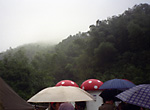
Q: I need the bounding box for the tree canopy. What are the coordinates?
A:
[0,4,150,100]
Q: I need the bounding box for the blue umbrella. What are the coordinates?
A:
[99,79,136,90]
[116,84,150,109]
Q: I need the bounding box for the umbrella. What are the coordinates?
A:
[99,89,122,101]
[28,86,94,103]
[99,79,136,90]
[116,84,150,109]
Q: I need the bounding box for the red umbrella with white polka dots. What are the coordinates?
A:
[56,80,79,87]
[81,79,103,91]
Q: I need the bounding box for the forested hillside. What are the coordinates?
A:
[0,4,150,100]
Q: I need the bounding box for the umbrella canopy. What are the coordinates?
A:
[28,86,94,103]
[0,77,34,110]
[99,89,122,101]
[116,84,150,109]
[99,79,136,90]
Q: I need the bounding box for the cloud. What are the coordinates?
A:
[0,0,150,52]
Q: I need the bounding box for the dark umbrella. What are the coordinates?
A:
[99,79,136,90]
[99,89,122,101]
[116,84,150,109]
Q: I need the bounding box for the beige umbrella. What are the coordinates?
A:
[28,86,94,103]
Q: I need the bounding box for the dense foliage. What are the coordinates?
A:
[0,4,150,100]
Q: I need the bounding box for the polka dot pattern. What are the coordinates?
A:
[94,85,98,89]
[71,82,74,84]
[81,79,103,91]
[89,81,92,83]
[56,80,79,87]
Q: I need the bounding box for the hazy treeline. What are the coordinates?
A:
[0,4,150,100]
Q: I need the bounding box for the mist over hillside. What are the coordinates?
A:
[0,4,150,100]
[0,41,56,60]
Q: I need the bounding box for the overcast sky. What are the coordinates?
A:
[0,0,150,52]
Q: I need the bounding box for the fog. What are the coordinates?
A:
[0,0,150,52]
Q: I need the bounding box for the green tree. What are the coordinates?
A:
[0,50,33,100]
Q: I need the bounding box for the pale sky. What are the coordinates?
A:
[0,0,150,52]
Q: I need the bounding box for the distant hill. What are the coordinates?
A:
[0,42,56,61]
[0,4,150,100]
